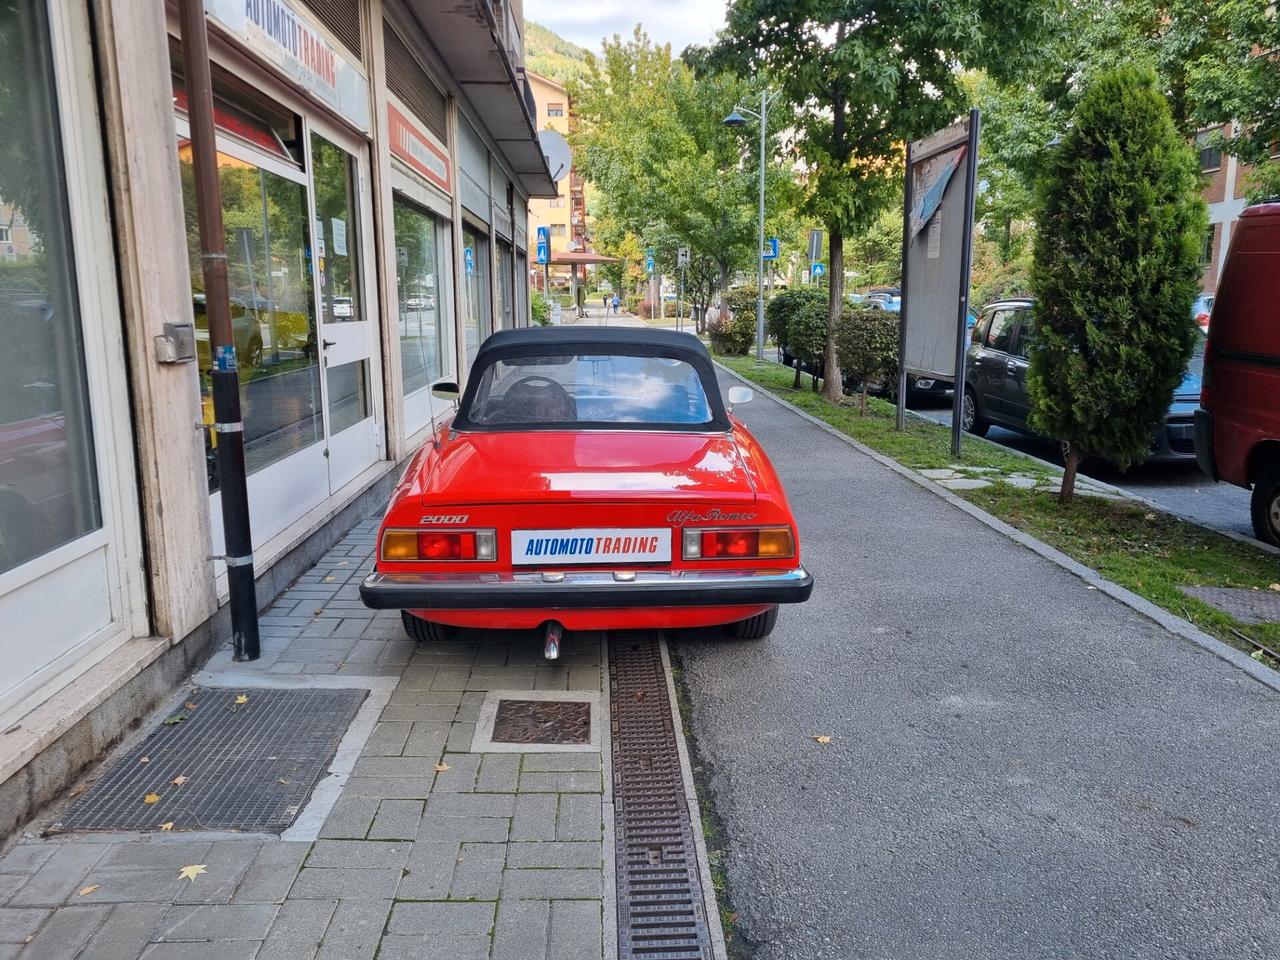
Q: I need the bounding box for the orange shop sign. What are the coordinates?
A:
[388,103,451,193]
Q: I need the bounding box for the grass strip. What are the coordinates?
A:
[717,353,1280,664]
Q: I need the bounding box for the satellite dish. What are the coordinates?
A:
[538,129,572,183]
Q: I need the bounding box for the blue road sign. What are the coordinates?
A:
[811,262,825,278]
[763,237,780,260]
[646,255,655,274]
[537,226,550,246]
[464,246,475,277]
[536,242,549,265]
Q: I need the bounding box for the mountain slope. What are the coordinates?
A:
[525,21,591,85]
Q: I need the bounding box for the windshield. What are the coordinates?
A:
[465,353,713,428]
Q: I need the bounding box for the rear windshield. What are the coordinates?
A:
[465,353,713,428]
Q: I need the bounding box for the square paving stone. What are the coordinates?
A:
[0,907,50,942]
[21,906,109,959]
[500,868,601,900]
[233,843,310,904]
[549,900,602,957]
[155,903,279,941]
[506,841,602,870]
[368,800,423,841]
[492,900,549,960]
[314,899,389,960]
[306,840,411,871]
[257,898,335,960]
[289,867,401,900]
[388,900,495,936]
[378,934,490,960]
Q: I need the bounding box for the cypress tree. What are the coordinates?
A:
[1028,65,1207,503]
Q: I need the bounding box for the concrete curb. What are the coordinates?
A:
[716,360,1280,695]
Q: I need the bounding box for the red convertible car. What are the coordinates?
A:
[360,326,813,653]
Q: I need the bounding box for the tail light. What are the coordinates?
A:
[1200,339,1213,408]
[682,526,795,560]
[381,528,496,562]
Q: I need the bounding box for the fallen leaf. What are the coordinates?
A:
[178,864,207,882]
[278,778,290,785]
[323,576,336,583]
[633,690,646,701]
[143,793,161,804]
[162,714,187,726]
[171,775,189,786]
[434,762,450,773]
[811,735,832,745]
[184,701,198,710]
[234,694,249,705]
[159,822,174,832]
[1269,583,1280,593]
[78,885,98,897]
[139,756,150,764]
[1143,512,1156,521]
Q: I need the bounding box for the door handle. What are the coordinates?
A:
[322,339,336,349]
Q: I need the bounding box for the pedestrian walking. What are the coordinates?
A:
[611,294,620,315]
[602,294,609,313]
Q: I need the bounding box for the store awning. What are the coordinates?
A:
[547,252,621,265]
[406,2,557,199]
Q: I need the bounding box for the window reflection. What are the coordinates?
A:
[177,148,323,491]
[461,225,491,364]
[0,0,102,575]
[394,199,447,394]
[312,133,361,326]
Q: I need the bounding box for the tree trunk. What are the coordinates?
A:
[1059,444,1080,504]
[717,262,731,325]
[821,227,845,402]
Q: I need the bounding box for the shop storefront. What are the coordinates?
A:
[169,0,384,552]
[0,0,147,721]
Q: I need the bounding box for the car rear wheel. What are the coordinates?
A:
[962,390,989,437]
[726,606,778,640]
[1251,464,1280,547]
[401,611,455,643]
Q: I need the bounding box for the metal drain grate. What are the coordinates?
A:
[609,633,714,959]
[1181,586,1280,624]
[52,687,366,834]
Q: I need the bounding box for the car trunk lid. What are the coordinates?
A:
[420,430,756,505]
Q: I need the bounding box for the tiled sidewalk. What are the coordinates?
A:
[0,517,610,959]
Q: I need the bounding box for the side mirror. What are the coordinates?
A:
[431,380,460,401]
[726,385,753,411]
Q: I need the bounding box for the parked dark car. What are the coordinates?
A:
[1195,201,1280,545]
[962,298,1200,464]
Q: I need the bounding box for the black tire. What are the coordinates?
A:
[726,606,778,640]
[401,611,455,643]
[245,337,263,369]
[1251,464,1280,547]
[961,389,990,437]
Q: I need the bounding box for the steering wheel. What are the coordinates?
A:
[504,375,575,421]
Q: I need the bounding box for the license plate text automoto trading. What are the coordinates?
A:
[511,528,672,565]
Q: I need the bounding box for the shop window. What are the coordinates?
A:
[178,148,323,491]
[311,133,363,326]
[461,225,492,365]
[393,198,450,395]
[0,0,102,574]
[496,240,515,330]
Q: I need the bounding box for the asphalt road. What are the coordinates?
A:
[912,399,1255,539]
[671,371,1280,960]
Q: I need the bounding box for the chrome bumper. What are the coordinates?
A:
[359,567,814,610]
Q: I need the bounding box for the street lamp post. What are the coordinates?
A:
[725,88,780,362]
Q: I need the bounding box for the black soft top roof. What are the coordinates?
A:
[455,325,729,432]
[475,324,711,360]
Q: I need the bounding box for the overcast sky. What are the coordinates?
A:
[524,0,729,56]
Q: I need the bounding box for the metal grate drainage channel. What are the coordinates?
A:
[52,687,366,834]
[609,632,715,959]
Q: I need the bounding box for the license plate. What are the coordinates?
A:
[511,528,671,566]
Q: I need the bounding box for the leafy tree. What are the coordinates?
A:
[698,0,1056,402]
[846,209,903,291]
[1028,65,1206,503]
[787,297,831,392]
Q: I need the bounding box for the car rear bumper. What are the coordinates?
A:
[360,567,814,610]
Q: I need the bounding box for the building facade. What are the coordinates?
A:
[1199,123,1279,292]
[526,70,587,290]
[0,0,554,836]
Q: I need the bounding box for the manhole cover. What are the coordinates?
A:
[491,698,591,745]
[52,687,366,834]
[1182,586,1280,624]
